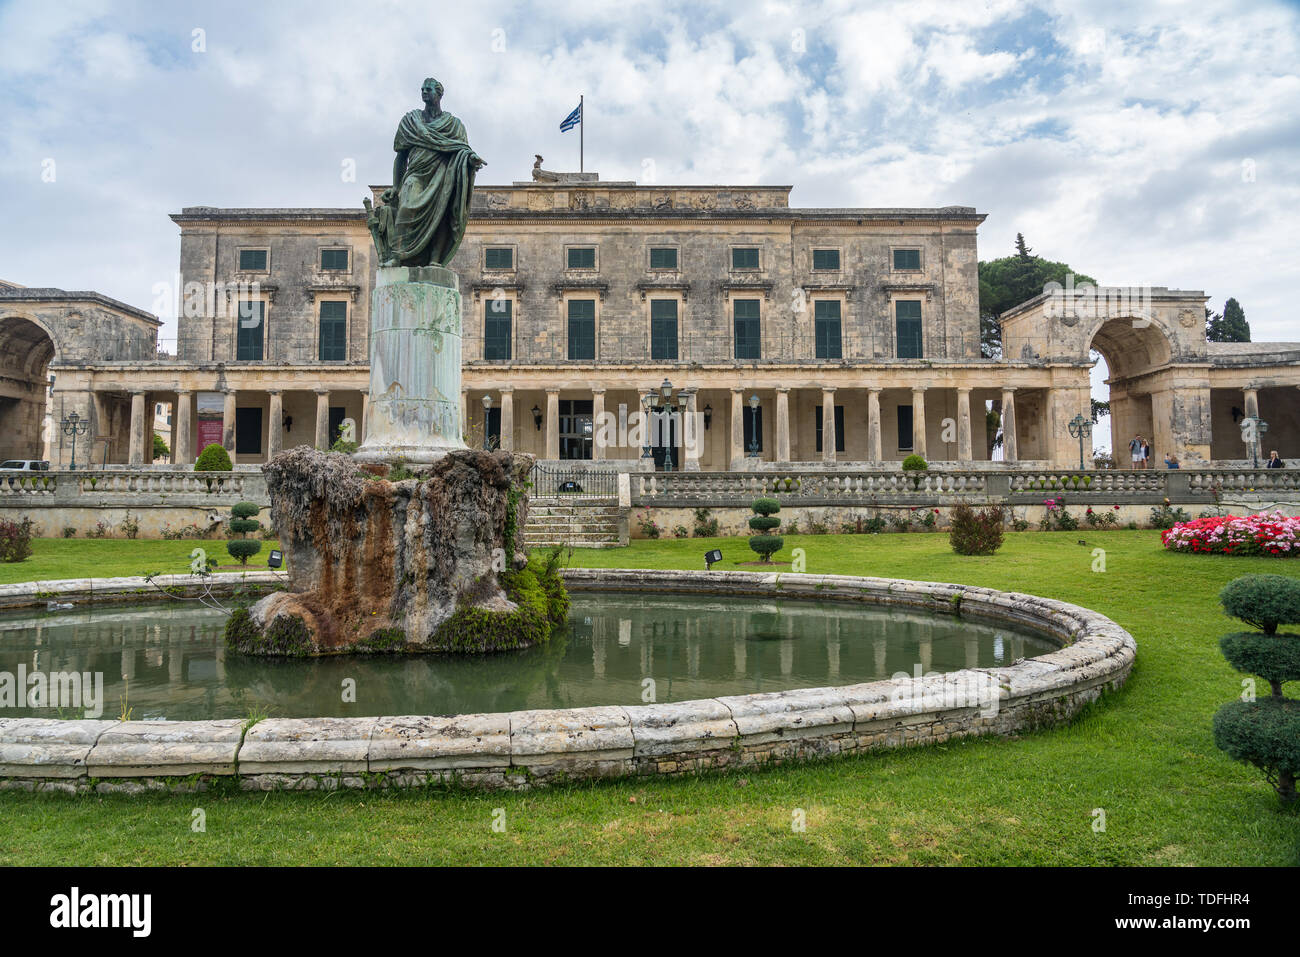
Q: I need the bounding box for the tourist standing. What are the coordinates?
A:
[1129,434,1144,470]
[1141,438,1152,469]
[1266,450,1286,468]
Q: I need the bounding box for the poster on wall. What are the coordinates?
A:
[196,392,224,458]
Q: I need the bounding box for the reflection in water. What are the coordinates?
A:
[0,593,1054,720]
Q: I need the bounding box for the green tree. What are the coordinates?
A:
[978,234,1097,358]
[152,433,170,462]
[1207,297,1250,342]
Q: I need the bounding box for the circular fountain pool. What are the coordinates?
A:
[0,591,1054,721]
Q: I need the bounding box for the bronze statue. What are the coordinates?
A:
[372,77,486,268]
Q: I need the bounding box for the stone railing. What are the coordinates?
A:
[632,468,1300,507]
[0,470,267,506]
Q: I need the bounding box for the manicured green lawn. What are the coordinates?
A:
[0,538,281,584]
[0,530,1297,865]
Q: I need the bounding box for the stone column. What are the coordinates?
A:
[314,389,330,450]
[956,387,973,463]
[222,389,237,453]
[821,388,837,463]
[775,388,791,463]
[867,388,882,462]
[175,390,193,465]
[267,390,283,460]
[729,388,745,469]
[545,389,560,461]
[128,391,146,466]
[1001,388,1018,463]
[499,387,514,452]
[911,387,927,459]
[591,388,606,460]
[1243,387,1260,464]
[684,391,701,471]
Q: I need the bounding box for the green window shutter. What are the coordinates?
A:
[650,299,678,360]
[484,299,512,361]
[732,247,759,269]
[893,248,921,270]
[321,248,349,271]
[567,247,595,269]
[733,299,761,359]
[568,299,596,360]
[812,248,840,270]
[896,300,923,358]
[236,301,264,360]
[485,247,513,269]
[650,247,677,269]
[238,249,267,271]
[318,301,347,361]
[814,300,842,359]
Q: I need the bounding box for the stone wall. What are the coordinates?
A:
[0,568,1134,793]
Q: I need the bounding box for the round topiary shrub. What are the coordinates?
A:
[229,501,261,536]
[1212,698,1300,804]
[194,443,232,472]
[1220,632,1300,695]
[226,538,263,565]
[748,497,783,563]
[1220,575,1300,635]
[901,454,928,471]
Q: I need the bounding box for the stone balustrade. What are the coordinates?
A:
[0,470,265,504]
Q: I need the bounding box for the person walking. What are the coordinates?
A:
[1266,450,1286,468]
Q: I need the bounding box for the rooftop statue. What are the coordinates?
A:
[378,77,486,267]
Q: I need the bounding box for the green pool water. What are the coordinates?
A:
[0,592,1055,720]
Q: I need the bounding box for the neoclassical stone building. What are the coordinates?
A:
[6,175,1299,470]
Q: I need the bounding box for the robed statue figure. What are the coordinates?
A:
[380,77,486,268]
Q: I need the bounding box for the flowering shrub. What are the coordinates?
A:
[1162,512,1300,557]
[0,518,34,563]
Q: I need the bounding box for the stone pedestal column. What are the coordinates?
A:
[911,387,927,459]
[775,388,791,463]
[314,389,331,450]
[499,387,514,452]
[128,391,146,466]
[956,387,973,463]
[545,389,560,460]
[729,388,745,469]
[176,390,194,465]
[1001,388,1018,463]
[684,391,701,471]
[867,388,882,462]
[268,390,283,460]
[222,390,237,454]
[591,388,606,460]
[822,388,837,463]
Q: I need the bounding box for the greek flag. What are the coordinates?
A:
[560,102,582,132]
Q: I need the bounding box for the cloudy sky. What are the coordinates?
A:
[2,0,1297,449]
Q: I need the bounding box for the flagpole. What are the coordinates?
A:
[579,94,584,173]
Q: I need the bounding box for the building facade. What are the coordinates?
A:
[6,175,1299,470]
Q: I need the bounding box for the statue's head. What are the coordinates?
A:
[421,77,444,101]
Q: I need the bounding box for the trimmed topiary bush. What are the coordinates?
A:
[901,454,928,471]
[225,500,263,565]
[194,443,232,472]
[748,497,783,563]
[226,538,263,565]
[1212,574,1300,803]
[948,504,1004,556]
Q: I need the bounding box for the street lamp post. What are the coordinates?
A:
[1067,413,1093,471]
[747,393,761,458]
[61,411,89,470]
[481,394,493,450]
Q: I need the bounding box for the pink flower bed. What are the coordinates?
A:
[1161,511,1300,557]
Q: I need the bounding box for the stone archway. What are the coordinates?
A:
[1087,317,1176,467]
[0,315,57,461]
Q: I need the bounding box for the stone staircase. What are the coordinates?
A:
[524,498,625,549]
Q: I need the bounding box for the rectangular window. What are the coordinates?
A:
[895,300,923,358]
[812,248,840,271]
[318,301,347,361]
[741,406,764,453]
[649,247,677,269]
[814,405,847,453]
[733,299,761,360]
[567,299,596,360]
[236,300,264,360]
[897,404,914,451]
[893,248,921,271]
[814,300,842,359]
[559,399,594,460]
[234,407,262,455]
[567,247,596,269]
[238,249,267,272]
[484,247,513,269]
[650,300,678,361]
[320,248,349,271]
[483,299,512,361]
[731,247,760,270]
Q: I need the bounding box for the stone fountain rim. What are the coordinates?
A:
[0,568,1135,792]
